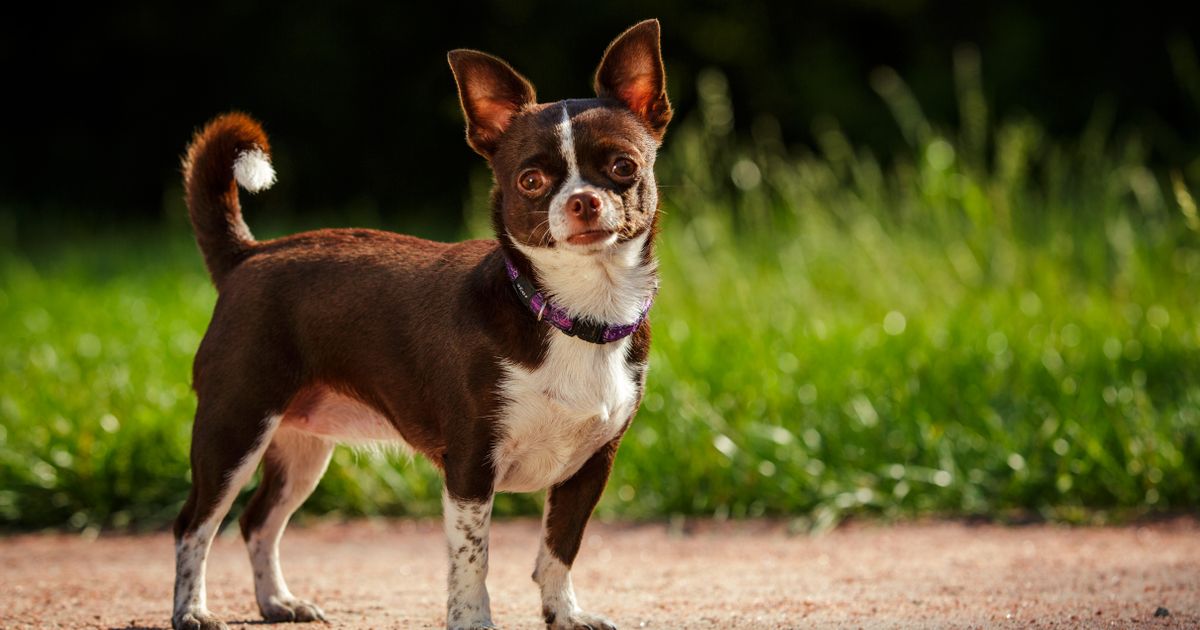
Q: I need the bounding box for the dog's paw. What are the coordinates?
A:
[546,611,616,630]
[259,595,327,623]
[172,609,229,630]
[447,601,497,629]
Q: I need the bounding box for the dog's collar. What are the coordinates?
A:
[503,256,654,344]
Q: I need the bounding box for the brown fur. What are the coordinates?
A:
[173,18,669,629]
[182,113,269,287]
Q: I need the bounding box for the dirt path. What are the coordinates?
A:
[2,518,1197,629]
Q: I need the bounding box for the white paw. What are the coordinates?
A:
[259,595,327,623]
[172,608,229,630]
[448,622,499,630]
[448,606,497,630]
[546,610,616,630]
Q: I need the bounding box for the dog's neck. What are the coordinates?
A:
[509,231,657,325]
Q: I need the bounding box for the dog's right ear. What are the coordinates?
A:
[595,20,671,139]
[448,50,537,158]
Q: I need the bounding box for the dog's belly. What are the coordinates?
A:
[281,385,406,444]
[492,336,639,493]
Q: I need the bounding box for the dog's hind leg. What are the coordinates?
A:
[238,427,333,623]
[172,400,283,630]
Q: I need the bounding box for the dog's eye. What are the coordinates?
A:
[610,157,638,182]
[518,169,547,194]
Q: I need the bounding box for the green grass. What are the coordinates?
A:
[3,65,1199,532]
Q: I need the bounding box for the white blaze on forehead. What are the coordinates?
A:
[558,106,580,182]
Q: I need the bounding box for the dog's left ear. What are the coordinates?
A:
[448,49,537,158]
[595,19,672,139]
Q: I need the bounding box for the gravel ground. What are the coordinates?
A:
[1,518,1197,629]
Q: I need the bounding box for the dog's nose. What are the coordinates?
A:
[566,192,602,223]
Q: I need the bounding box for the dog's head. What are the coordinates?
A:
[449,20,671,255]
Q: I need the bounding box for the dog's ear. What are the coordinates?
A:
[594,19,672,139]
[448,50,537,158]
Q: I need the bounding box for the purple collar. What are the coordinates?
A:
[504,257,654,344]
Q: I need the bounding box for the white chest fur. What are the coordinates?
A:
[496,214,655,493]
[492,333,640,493]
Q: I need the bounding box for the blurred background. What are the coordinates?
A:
[2,1,1199,532]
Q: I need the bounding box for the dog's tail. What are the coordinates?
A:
[182,112,276,287]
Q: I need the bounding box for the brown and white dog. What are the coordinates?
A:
[171,20,670,630]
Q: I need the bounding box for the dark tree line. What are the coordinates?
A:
[2,0,1197,226]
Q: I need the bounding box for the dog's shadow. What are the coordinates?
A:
[109,621,274,630]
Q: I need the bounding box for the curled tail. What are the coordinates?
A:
[182,112,276,287]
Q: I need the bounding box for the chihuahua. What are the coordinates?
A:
[171,19,670,630]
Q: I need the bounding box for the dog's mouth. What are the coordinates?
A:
[565,229,617,246]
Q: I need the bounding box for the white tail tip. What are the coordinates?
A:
[233,147,276,193]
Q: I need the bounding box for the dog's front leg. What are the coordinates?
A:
[443,453,497,630]
[534,439,619,630]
